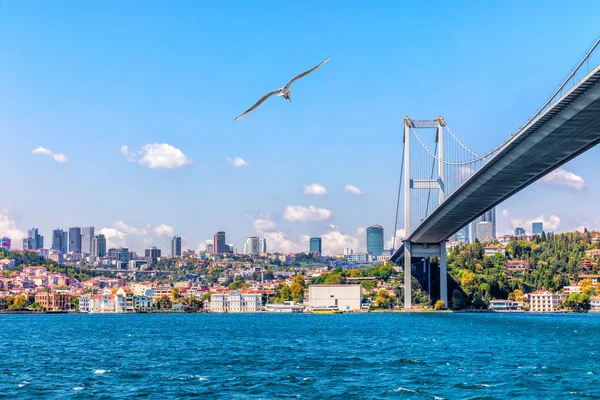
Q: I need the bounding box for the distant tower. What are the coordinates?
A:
[92,234,107,257]
[171,236,182,257]
[366,225,384,257]
[245,237,260,255]
[24,228,44,250]
[260,238,267,254]
[470,208,496,242]
[309,237,322,254]
[145,247,161,264]
[213,231,226,254]
[69,227,82,253]
[1,237,11,250]
[532,222,543,235]
[52,229,68,254]
[81,226,95,254]
[514,227,525,236]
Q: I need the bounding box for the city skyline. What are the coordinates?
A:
[0,2,599,255]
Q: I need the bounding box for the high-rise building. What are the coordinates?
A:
[244,237,260,255]
[532,222,543,235]
[117,247,132,261]
[476,221,494,242]
[171,236,182,257]
[206,243,214,253]
[344,248,353,255]
[51,229,68,254]
[309,237,322,254]
[451,225,470,243]
[145,247,161,264]
[81,226,94,254]
[213,231,226,254]
[514,227,526,236]
[260,238,267,254]
[1,237,11,250]
[226,244,236,254]
[470,208,496,242]
[69,227,82,253]
[92,234,107,257]
[23,228,44,250]
[366,225,384,257]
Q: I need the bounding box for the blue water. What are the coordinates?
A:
[1,313,599,399]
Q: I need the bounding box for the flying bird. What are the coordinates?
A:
[234,57,330,121]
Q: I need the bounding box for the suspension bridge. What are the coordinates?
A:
[391,37,600,308]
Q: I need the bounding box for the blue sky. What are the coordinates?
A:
[1,1,599,254]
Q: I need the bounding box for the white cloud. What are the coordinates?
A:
[253,218,277,232]
[263,231,304,253]
[344,184,363,195]
[322,230,360,255]
[283,205,332,222]
[226,156,250,167]
[122,143,191,169]
[154,224,174,237]
[303,183,327,195]
[501,209,509,218]
[539,168,585,190]
[98,228,128,248]
[0,209,26,247]
[527,215,561,232]
[32,146,68,164]
[385,229,406,250]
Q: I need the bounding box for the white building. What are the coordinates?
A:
[265,301,304,313]
[346,253,372,263]
[80,293,126,313]
[483,244,505,257]
[244,237,260,255]
[488,299,524,311]
[529,291,564,312]
[209,291,262,313]
[563,285,581,295]
[308,285,362,311]
[591,296,600,311]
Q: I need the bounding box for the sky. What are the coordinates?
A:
[1,1,600,255]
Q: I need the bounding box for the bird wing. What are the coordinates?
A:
[234,89,281,121]
[286,57,330,87]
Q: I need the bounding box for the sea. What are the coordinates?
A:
[0,313,599,399]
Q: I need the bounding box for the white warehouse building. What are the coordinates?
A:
[308,285,362,311]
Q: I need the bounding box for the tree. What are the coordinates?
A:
[228,280,249,290]
[274,285,292,303]
[451,289,465,310]
[461,271,478,297]
[71,297,79,311]
[434,300,447,310]
[580,279,595,295]
[375,290,396,309]
[562,293,590,311]
[290,274,306,302]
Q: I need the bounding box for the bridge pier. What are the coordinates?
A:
[402,241,448,309]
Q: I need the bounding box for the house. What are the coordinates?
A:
[505,260,532,271]
[584,249,600,259]
[484,244,505,257]
[529,291,564,312]
[116,287,134,312]
[265,301,304,313]
[209,291,262,313]
[488,299,524,311]
[591,296,600,311]
[563,285,581,295]
[134,296,153,312]
[35,291,72,311]
[83,294,126,313]
[579,274,600,285]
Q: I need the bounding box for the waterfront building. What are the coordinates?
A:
[244,236,260,255]
[488,300,524,311]
[209,291,262,312]
[92,234,107,257]
[51,229,68,254]
[145,247,161,264]
[309,237,322,254]
[1,237,11,250]
[265,301,304,313]
[69,227,82,253]
[529,291,564,312]
[116,287,135,312]
[591,296,600,311]
[366,225,384,257]
[23,228,44,250]
[134,295,153,311]
[308,285,362,311]
[81,226,95,254]
[171,236,182,257]
[81,293,126,313]
[35,291,72,311]
[514,227,526,235]
[532,222,543,235]
[213,231,226,254]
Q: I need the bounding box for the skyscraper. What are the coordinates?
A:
[23,228,44,250]
[92,234,107,257]
[69,227,82,253]
[532,222,543,235]
[366,225,384,257]
[451,225,469,243]
[81,226,95,254]
[1,237,11,250]
[171,236,182,257]
[52,229,68,254]
[206,243,214,253]
[213,231,226,254]
[470,208,496,242]
[260,238,267,254]
[309,237,322,254]
[145,247,161,264]
[245,236,260,255]
[514,227,526,235]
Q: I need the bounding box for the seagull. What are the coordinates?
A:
[234,57,330,121]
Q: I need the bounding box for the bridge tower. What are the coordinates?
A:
[403,117,448,309]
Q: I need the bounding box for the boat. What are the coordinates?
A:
[310,305,342,314]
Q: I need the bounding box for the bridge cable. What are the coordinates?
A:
[392,141,405,252]
[424,142,438,217]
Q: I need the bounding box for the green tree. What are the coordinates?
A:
[434,300,447,310]
[228,280,250,290]
[375,290,396,309]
